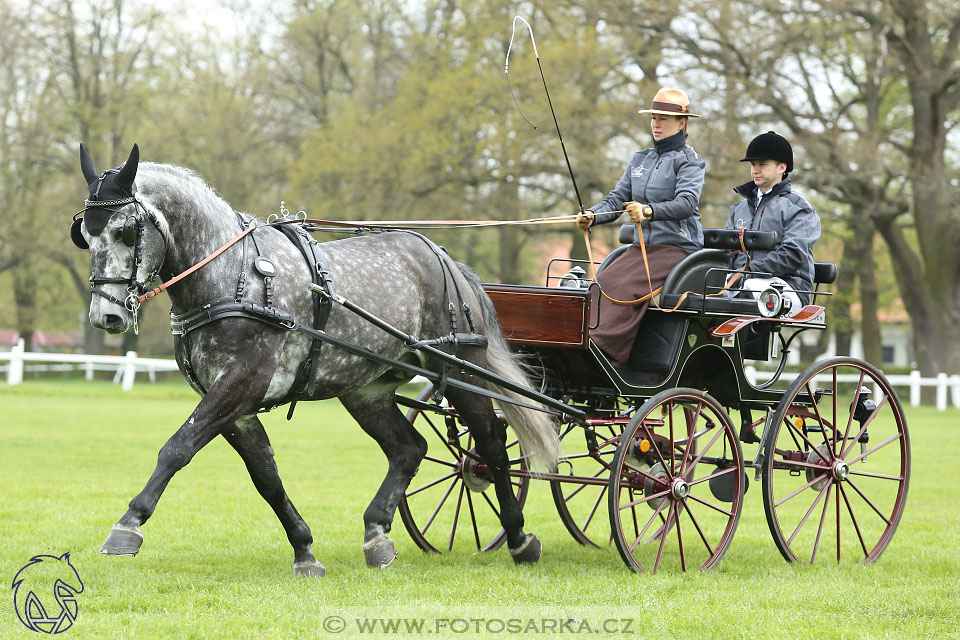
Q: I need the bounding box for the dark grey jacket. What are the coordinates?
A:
[726,177,821,302]
[587,131,705,253]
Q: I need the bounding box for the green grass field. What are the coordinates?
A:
[2,380,958,639]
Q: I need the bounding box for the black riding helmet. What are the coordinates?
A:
[740,131,793,174]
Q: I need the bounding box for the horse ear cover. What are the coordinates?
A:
[80,143,98,185]
[115,144,140,191]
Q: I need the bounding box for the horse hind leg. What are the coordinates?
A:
[339,386,428,569]
[222,416,324,577]
[443,387,542,565]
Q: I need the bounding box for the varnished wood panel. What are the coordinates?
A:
[483,284,590,349]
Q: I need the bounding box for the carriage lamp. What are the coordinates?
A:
[851,387,876,461]
[757,285,792,317]
[560,266,588,289]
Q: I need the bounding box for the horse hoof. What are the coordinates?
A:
[100,524,143,556]
[293,560,326,578]
[363,536,397,569]
[510,534,542,565]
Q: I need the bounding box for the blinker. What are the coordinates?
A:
[122,216,139,247]
[70,218,89,249]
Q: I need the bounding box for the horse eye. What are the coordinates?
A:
[121,217,139,246]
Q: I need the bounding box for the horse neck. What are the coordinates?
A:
[139,167,242,311]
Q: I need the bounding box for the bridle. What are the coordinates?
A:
[72,174,167,334]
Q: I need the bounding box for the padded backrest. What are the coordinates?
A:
[660,249,730,297]
[814,262,838,284]
[617,224,779,251]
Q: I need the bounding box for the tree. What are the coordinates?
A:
[664,0,960,374]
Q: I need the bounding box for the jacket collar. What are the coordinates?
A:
[653,130,687,154]
[734,176,792,200]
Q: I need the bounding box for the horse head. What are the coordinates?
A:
[73,143,168,334]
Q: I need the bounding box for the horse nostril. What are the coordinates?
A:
[104,314,125,329]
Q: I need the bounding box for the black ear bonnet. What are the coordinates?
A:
[72,143,140,249]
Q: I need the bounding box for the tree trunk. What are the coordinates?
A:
[12,264,36,352]
[856,224,882,366]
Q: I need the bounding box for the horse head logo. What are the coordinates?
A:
[12,553,84,634]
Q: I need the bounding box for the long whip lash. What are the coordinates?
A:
[505,16,586,216]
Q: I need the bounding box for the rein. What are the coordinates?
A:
[584,216,751,312]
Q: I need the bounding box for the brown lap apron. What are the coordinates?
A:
[590,244,690,368]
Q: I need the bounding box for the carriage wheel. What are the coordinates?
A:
[762,357,910,564]
[398,385,529,553]
[608,389,744,572]
[550,420,622,547]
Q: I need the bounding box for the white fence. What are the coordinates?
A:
[745,366,960,411]
[0,339,180,391]
[2,339,959,409]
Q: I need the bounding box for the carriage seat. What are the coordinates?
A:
[608,225,836,316]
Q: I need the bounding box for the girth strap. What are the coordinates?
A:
[276,222,335,418]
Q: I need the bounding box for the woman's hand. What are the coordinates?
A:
[576,212,595,230]
[625,201,653,223]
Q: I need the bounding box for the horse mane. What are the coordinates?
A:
[134,162,236,245]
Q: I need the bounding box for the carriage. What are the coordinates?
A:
[396,224,910,573]
[75,144,909,576]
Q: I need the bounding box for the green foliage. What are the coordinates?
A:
[1,381,958,639]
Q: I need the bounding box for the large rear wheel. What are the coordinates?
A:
[608,388,744,572]
[397,385,529,553]
[762,357,910,564]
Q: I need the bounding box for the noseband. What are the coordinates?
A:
[72,186,167,333]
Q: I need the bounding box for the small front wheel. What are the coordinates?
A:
[608,388,744,572]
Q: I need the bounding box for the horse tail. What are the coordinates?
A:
[454,262,559,470]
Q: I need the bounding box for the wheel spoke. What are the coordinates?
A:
[619,487,671,511]
[678,500,714,557]
[677,402,703,477]
[423,455,457,468]
[688,466,736,487]
[845,431,901,465]
[840,370,867,453]
[804,381,835,456]
[675,502,686,572]
[810,482,833,564]
[840,393,889,459]
[844,476,893,525]
[581,485,607,534]
[464,487,482,551]
[652,502,674,573]
[422,476,459,535]
[786,480,831,546]
[448,482,466,551]
[686,492,734,517]
[847,469,904,481]
[838,482,869,559]
[407,471,457,498]
[628,497,668,553]
[774,472,829,508]
[480,489,500,519]
[564,467,606,502]
[427,416,462,460]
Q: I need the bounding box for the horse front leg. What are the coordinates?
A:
[101,363,271,557]
[444,388,542,565]
[222,415,324,577]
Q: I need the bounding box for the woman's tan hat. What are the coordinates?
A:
[638,88,701,117]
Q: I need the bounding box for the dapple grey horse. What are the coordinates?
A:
[74,144,558,576]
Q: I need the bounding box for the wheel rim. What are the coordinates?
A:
[608,389,744,573]
[398,387,529,553]
[762,358,910,564]
[551,421,623,548]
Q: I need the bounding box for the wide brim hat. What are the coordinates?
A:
[638,88,701,118]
